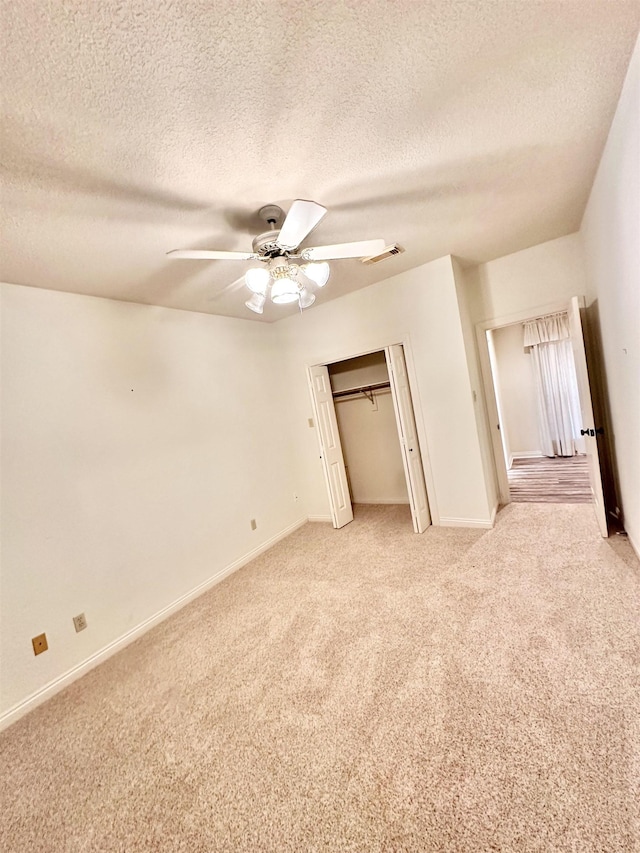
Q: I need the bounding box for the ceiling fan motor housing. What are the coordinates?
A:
[252,229,287,259]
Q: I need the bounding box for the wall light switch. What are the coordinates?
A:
[308,418,314,428]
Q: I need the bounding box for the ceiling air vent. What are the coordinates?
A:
[360,244,405,265]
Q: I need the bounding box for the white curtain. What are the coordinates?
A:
[523,313,584,457]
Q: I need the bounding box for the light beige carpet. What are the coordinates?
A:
[1,503,639,852]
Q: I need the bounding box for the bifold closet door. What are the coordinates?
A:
[386,345,431,533]
[308,365,353,528]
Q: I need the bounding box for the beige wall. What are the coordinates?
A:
[491,324,541,462]
[335,392,408,504]
[0,283,304,722]
[329,352,389,392]
[580,35,640,553]
[452,259,499,514]
[465,232,588,325]
[276,256,494,527]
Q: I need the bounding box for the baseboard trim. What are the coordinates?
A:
[512,452,544,459]
[307,515,332,522]
[626,528,640,561]
[439,515,495,529]
[353,499,411,505]
[0,516,308,732]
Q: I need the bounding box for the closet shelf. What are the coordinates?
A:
[332,381,391,403]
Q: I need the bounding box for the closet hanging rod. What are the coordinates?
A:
[527,310,568,324]
[332,381,391,400]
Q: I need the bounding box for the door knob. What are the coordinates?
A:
[580,429,588,436]
[595,427,604,435]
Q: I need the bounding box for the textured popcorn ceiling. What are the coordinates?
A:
[1,2,639,321]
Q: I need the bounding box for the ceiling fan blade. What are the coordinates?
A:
[167,249,257,260]
[276,200,327,251]
[302,239,385,261]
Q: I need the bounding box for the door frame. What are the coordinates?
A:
[475,297,603,510]
[306,336,439,526]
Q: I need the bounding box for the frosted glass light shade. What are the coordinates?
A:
[245,292,266,314]
[245,267,270,294]
[301,261,330,287]
[271,277,300,304]
[298,287,316,309]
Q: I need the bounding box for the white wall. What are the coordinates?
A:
[452,259,499,514]
[465,232,588,324]
[276,256,493,527]
[491,324,541,462]
[335,392,408,504]
[0,283,304,723]
[580,35,640,553]
[328,351,389,392]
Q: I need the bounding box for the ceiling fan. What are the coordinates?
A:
[167,200,386,314]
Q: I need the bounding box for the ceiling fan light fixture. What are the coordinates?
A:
[245,292,266,314]
[298,287,316,309]
[244,266,270,294]
[271,277,300,304]
[301,261,330,288]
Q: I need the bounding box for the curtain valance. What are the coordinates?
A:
[523,312,570,347]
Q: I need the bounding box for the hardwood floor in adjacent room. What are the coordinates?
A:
[507,455,591,503]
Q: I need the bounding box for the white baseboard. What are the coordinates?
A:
[353,499,411,505]
[307,515,332,522]
[439,515,495,529]
[509,451,543,469]
[626,528,640,561]
[0,516,308,733]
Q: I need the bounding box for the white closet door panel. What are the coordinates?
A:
[309,365,353,528]
[386,345,431,533]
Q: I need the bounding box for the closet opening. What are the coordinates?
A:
[329,352,408,508]
[308,345,430,533]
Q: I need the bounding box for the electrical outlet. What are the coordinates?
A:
[250,519,257,531]
[73,613,87,632]
[32,633,48,655]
